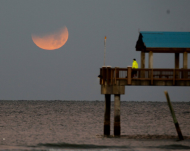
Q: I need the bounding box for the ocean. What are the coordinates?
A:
[0,100,189,151]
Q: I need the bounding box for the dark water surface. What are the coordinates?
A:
[0,101,190,151]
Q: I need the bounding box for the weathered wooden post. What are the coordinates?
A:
[164,91,184,140]
[183,52,188,69]
[148,51,153,81]
[175,53,179,69]
[175,53,180,80]
[127,67,132,85]
[183,52,188,79]
[141,51,145,78]
[141,51,145,69]
[114,94,120,136]
[149,51,153,68]
[104,94,111,135]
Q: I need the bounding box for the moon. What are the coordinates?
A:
[32,26,69,50]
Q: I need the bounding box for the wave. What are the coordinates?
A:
[37,142,190,150]
[37,143,129,149]
[152,144,190,150]
[97,135,190,140]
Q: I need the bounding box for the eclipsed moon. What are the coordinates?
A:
[32,26,69,50]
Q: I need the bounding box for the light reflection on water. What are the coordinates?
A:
[0,101,189,151]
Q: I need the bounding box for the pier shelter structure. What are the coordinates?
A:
[99,32,190,136]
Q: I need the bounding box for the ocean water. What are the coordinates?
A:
[0,100,190,151]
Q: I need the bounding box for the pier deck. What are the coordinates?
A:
[100,67,190,87]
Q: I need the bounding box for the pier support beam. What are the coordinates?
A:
[141,51,145,78]
[149,51,153,68]
[183,52,188,79]
[114,94,121,136]
[141,51,145,69]
[183,52,188,69]
[104,94,111,135]
[175,53,180,79]
[175,53,179,69]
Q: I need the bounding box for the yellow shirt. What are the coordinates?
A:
[132,61,138,68]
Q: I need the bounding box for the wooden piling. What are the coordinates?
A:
[104,94,111,135]
[164,91,184,140]
[114,94,121,136]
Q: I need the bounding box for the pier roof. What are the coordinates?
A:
[136,31,190,53]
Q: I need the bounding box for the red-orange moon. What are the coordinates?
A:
[32,26,69,50]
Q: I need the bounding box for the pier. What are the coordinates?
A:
[100,32,190,136]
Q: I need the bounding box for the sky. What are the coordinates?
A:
[0,0,190,101]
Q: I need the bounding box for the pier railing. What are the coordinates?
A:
[99,67,190,85]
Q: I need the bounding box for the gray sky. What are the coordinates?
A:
[0,0,190,101]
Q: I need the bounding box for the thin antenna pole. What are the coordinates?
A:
[104,36,106,66]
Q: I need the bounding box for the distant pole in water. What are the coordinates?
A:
[104,36,106,66]
[164,91,184,140]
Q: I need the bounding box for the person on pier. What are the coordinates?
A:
[132,58,138,77]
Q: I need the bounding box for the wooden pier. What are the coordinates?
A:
[100,67,190,136]
[100,32,190,136]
